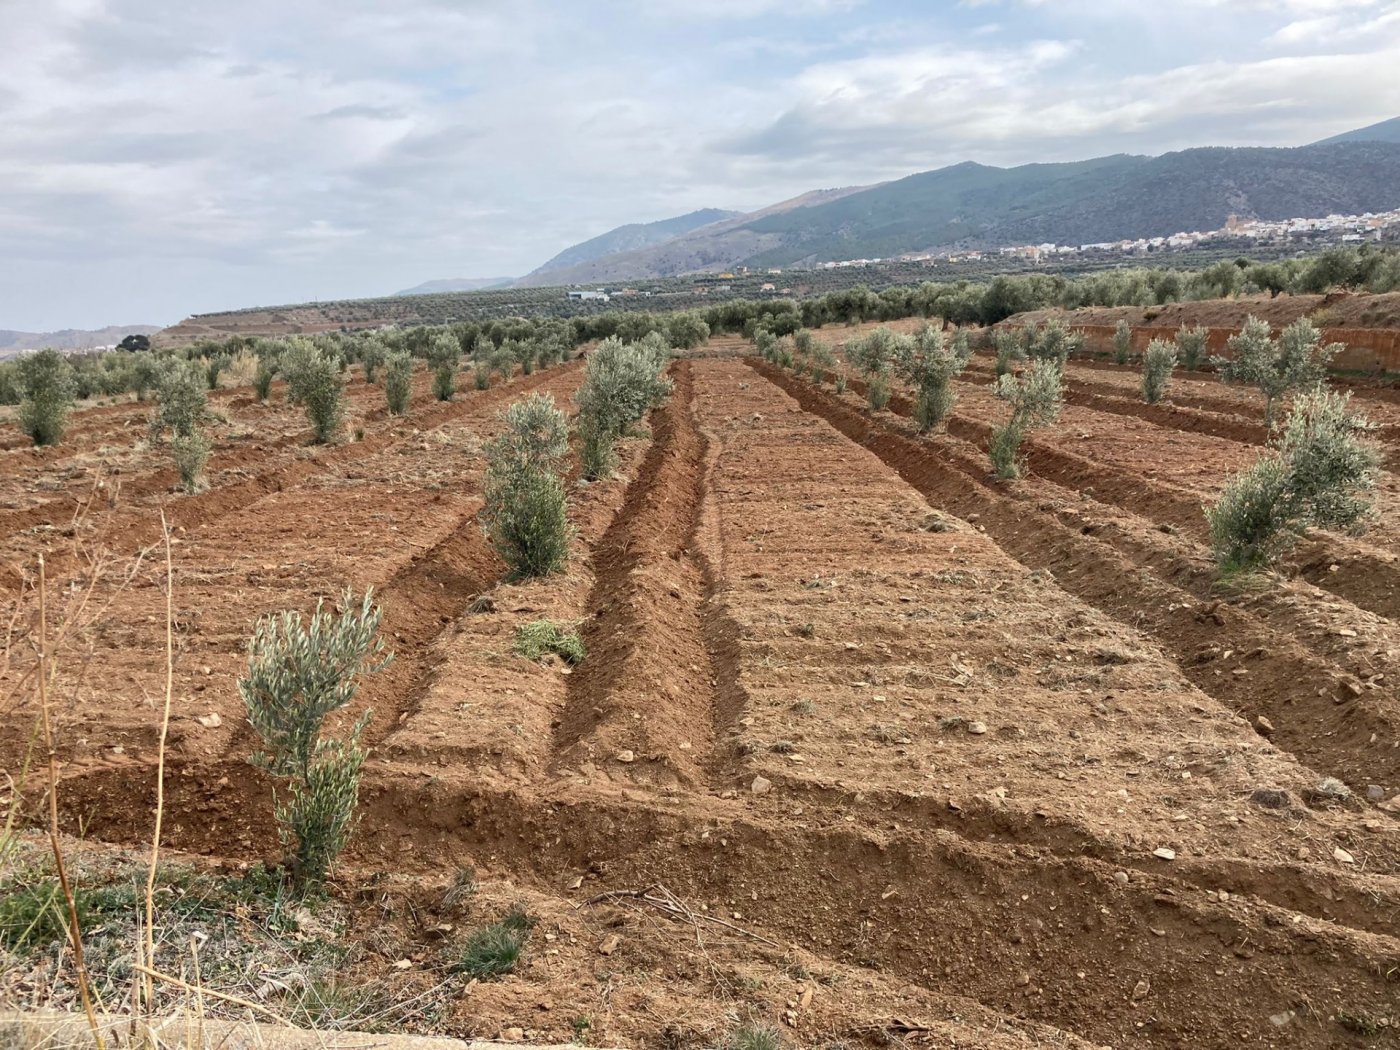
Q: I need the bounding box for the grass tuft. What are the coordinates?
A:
[514,619,586,664]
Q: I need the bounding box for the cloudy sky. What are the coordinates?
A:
[3,0,1400,331]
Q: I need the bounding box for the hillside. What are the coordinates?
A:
[518,141,1400,282]
[512,187,871,286]
[737,142,1400,267]
[394,277,513,296]
[1313,115,1400,146]
[524,207,741,279]
[0,324,160,357]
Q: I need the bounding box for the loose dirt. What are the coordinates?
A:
[3,346,1400,1048]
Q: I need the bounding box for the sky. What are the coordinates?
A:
[3,0,1400,331]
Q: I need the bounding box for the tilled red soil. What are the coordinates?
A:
[3,352,1400,1048]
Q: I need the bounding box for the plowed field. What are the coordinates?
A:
[3,346,1399,1048]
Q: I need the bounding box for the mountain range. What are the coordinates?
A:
[0,325,161,358]
[417,117,1400,290]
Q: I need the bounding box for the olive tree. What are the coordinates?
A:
[240,588,392,888]
[989,360,1064,479]
[575,335,673,479]
[1141,338,1178,404]
[1207,388,1378,574]
[481,394,572,578]
[426,331,460,401]
[894,323,969,433]
[1214,316,1341,425]
[1174,324,1210,371]
[17,349,77,447]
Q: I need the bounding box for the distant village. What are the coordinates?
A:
[822,205,1400,271]
[561,205,1400,305]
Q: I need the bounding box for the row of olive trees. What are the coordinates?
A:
[235,340,678,891]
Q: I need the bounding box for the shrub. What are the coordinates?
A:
[514,620,585,664]
[753,329,778,361]
[988,359,1063,479]
[473,359,492,390]
[1113,319,1133,365]
[287,349,346,443]
[575,335,673,480]
[359,339,387,385]
[383,351,413,415]
[1175,324,1210,371]
[481,394,571,578]
[895,323,968,433]
[426,331,460,401]
[16,349,77,447]
[1207,388,1378,573]
[793,328,814,356]
[240,588,392,888]
[1141,338,1178,404]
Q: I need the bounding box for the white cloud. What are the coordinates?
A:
[0,0,1397,329]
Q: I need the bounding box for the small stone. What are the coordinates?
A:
[751,775,772,795]
[1152,848,1176,861]
[1113,871,1129,886]
[1366,785,1385,802]
[1269,1012,1294,1028]
[1132,979,1150,1001]
[598,935,620,956]
[615,749,635,764]
[966,720,988,736]
[1333,846,1356,864]
[196,713,222,729]
[501,1028,524,1042]
[392,959,412,970]
[1253,715,1274,736]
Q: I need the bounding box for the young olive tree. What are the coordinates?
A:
[382,351,414,415]
[285,346,346,444]
[1112,319,1133,365]
[1141,338,1178,404]
[240,588,392,888]
[16,348,77,447]
[1174,324,1210,371]
[151,361,213,492]
[575,335,673,479]
[1214,316,1341,426]
[895,323,969,433]
[847,327,904,410]
[359,338,387,385]
[481,394,572,578]
[992,327,1027,378]
[989,360,1064,480]
[1028,319,1084,367]
[426,331,460,401]
[666,312,710,352]
[1206,388,1378,574]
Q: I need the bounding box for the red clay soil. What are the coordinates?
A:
[4,352,1400,1048]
